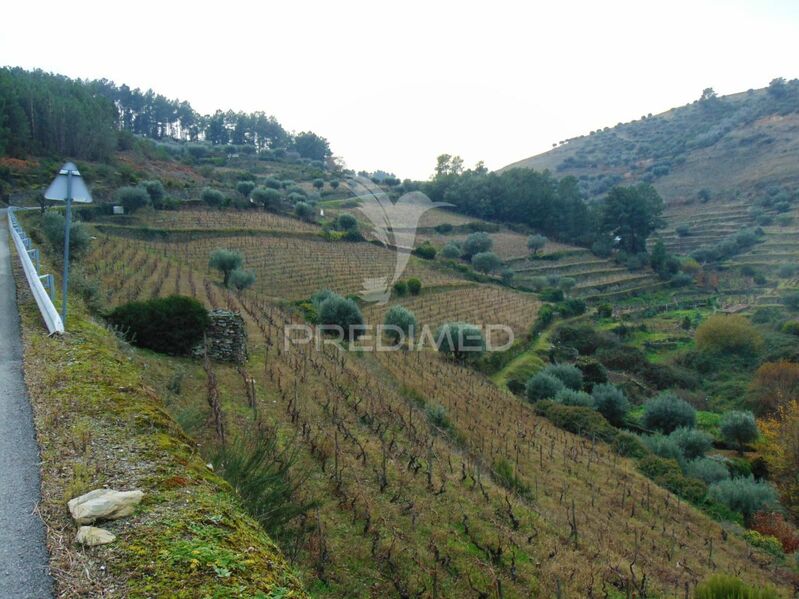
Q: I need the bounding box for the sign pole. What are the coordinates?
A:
[61,171,72,327]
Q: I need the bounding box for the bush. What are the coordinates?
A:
[107,295,209,355]
[209,248,243,287]
[539,288,564,302]
[440,243,461,259]
[461,231,492,258]
[142,179,165,204]
[642,392,696,433]
[406,277,422,295]
[642,434,685,464]
[201,187,225,208]
[527,234,547,254]
[612,432,648,458]
[392,280,408,297]
[435,322,485,360]
[426,404,451,431]
[413,242,437,260]
[114,186,150,212]
[534,401,617,442]
[591,383,629,426]
[336,213,358,232]
[720,410,759,453]
[525,372,564,402]
[318,293,364,340]
[553,325,614,355]
[41,212,90,257]
[685,458,730,484]
[708,477,779,521]
[434,223,453,234]
[557,298,586,317]
[669,426,713,459]
[471,251,501,274]
[694,575,779,599]
[695,314,763,356]
[383,305,417,343]
[553,388,593,407]
[228,269,256,292]
[576,358,608,389]
[252,187,281,210]
[543,363,583,390]
[637,455,707,503]
[743,530,784,557]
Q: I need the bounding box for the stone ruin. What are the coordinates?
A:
[193,309,248,364]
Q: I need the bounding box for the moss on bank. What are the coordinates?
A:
[16,286,306,597]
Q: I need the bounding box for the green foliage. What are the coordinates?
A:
[383,305,417,343]
[435,322,485,360]
[591,383,629,426]
[637,455,707,503]
[642,392,696,433]
[264,177,282,189]
[784,291,799,311]
[643,434,685,464]
[527,234,547,254]
[413,242,437,260]
[696,314,763,356]
[317,293,364,340]
[599,184,664,253]
[208,248,243,286]
[525,372,564,402]
[708,477,779,521]
[426,404,451,431]
[392,280,408,296]
[213,430,315,546]
[142,179,165,204]
[201,187,225,209]
[544,363,583,390]
[493,458,531,498]
[252,186,282,210]
[107,295,209,355]
[406,277,422,296]
[41,211,90,258]
[294,201,313,221]
[720,410,759,453]
[743,530,784,557]
[461,232,492,258]
[292,131,331,161]
[685,457,730,484]
[336,213,358,232]
[534,400,617,442]
[440,242,461,259]
[471,251,501,274]
[236,180,256,197]
[553,388,593,407]
[115,186,151,213]
[228,268,256,292]
[612,432,648,458]
[694,575,779,599]
[669,427,713,459]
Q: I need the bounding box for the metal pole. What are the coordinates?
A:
[61,171,72,328]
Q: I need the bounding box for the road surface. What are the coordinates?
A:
[0,209,53,598]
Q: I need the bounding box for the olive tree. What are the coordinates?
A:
[252,187,282,210]
[383,305,417,343]
[229,269,256,292]
[209,249,243,286]
[236,180,256,198]
[471,251,501,274]
[436,322,485,361]
[527,234,547,256]
[462,232,492,259]
[720,410,759,454]
[201,187,225,209]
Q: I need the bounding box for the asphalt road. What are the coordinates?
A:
[0,209,53,598]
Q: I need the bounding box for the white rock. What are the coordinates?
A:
[75,526,116,546]
[68,488,144,525]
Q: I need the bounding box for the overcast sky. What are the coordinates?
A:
[3,0,798,179]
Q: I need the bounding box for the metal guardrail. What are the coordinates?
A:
[6,209,64,335]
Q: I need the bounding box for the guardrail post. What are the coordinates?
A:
[28,248,40,273]
[39,274,54,298]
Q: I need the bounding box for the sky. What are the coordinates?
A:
[2,0,799,179]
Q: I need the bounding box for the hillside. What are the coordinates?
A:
[503,80,799,206]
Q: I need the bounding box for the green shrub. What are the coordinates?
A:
[406,277,422,295]
[643,434,685,464]
[318,293,364,340]
[201,187,224,208]
[781,320,799,335]
[685,457,730,484]
[696,314,763,356]
[141,179,165,204]
[336,213,358,231]
[557,298,587,317]
[612,432,648,458]
[426,403,451,431]
[669,427,713,459]
[553,325,615,355]
[642,392,696,433]
[743,530,785,557]
[708,477,779,521]
[435,322,485,360]
[525,372,564,402]
[392,280,408,297]
[543,363,583,390]
[434,223,453,234]
[720,410,759,454]
[440,243,461,259]
[471,251,502,274]
[637,455,707,503]
[539,288,564,302]
[252,186,281,210]
[228,268,256,291]
[294,201,313,221]
[591,383,629,425]
[213,430,315,546]
[114,185,150,212]
[694,574,779,599]
[553,388,593,407]
[461,231,492,258]
[383,305,417,343]
[107,295,209,355]
[534,401,617,442]
[41,212,90,258]
[413,242,437,260]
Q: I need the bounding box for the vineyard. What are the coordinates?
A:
[113,208,321,233]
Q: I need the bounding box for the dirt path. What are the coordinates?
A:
[0,209,53,598]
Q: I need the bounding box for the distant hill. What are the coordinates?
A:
[503,79,799,206]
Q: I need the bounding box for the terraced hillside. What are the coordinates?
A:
[63,208,794,598]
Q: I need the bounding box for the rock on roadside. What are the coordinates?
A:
[68,489,144,525]
[75,526,116,546]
